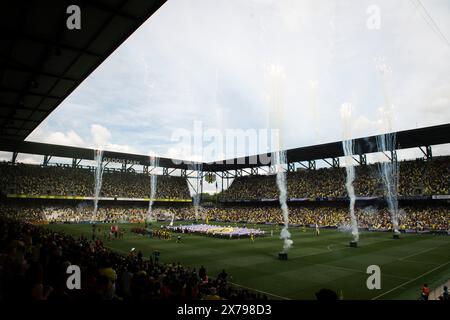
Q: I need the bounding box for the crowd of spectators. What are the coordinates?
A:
[179,205,448,231]
[0,163,191,199]
[1,203,447,232]
[221,156,450,200]
[0,216,267,301]
[1,156,448,202]
[0,204,194,224]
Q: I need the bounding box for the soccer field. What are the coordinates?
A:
[44,222,450,300]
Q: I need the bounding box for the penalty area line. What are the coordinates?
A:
[371,260,450,300]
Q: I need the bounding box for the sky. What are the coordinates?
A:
[3,0,450,168]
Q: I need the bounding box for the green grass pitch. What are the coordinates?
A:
[44,222,450,300]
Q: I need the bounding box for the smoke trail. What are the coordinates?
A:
[374,58,400,233]
[169,211,175,227]
[193,163,203,222]
[340,103,359,242]
[266,64,293,252]
[342,140,359,242]
[376,133,400,233]
[93,148,104,222]
[274,149,293,252]
[187,162,203,222]
[147,156,159,222]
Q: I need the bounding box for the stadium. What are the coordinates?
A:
[0,0,449,307]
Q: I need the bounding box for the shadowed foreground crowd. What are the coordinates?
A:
[0,217,266,301]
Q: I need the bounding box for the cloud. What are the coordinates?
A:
[47,131,85,147]
[28,124,137,155]
[91,124,111,149]
[425,84,450,116]
[165,146,203,162]
[22,0,450,163]
[29,127,85,147]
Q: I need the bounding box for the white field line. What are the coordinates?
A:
[301,237,393,258]
[397,246,440,261]
[228,281,291,300]
[401,259,442,265]
[371,261,450,300]
[315,264,410,280]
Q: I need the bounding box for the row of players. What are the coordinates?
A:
[1,204,448,231]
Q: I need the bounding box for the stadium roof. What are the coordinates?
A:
[203,123,450,171]
[0,138,198,170]
[0,0,166,141]
[0,123,448,171]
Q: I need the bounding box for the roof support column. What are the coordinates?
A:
[332,157,339,168]
[426,145,432,160]
[187,178,197,194]
[43,155,51,166]
[323,158,339,168]
[72,158,82,168]
[12,152,18,163]
[288,163,295,172]
[419,145,432,160]
[359,154,367,165]
[391,150,398,164]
